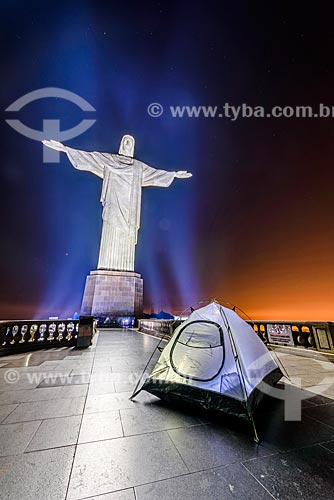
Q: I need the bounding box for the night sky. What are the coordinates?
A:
[1,1,334,321]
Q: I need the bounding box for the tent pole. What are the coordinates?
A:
[129,385,143,400]
[249,411,260,443]
[130,320,176,401]
[217,304,260,443]
[129,331,167,401]
[268,346,291,382]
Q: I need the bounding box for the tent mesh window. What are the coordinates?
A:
[170,320,225,381]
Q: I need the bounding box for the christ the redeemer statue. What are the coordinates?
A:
[43,136,192,272]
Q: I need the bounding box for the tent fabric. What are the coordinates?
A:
[136,302,282,417]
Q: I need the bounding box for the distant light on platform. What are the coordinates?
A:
[121,317,135,328]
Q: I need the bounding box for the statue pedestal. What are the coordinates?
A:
[80,270,143,323]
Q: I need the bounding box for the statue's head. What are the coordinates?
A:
[118,134,135,158]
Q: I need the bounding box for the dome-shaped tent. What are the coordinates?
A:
[131,301,282,440]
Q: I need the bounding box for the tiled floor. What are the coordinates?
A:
[0,329,333,500]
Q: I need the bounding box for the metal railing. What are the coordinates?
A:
[252,320,334,354]
[138,319,181,340]
[138,318,334,354]
[2,316,333,356]
[0,319,79,356]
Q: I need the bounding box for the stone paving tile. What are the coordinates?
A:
[302,399,318,408]
[274,357,333,377]
[54,366,92,374]
[94,353,112,359]
[114,381,136,393]
[0,373,41,391]
[85,390,158,413]
[70,368,92,376]
[0,350,76,366]
[317,385,334,399]
[243,444,334,499]
[80,490,135,500]
[0,404,19,423]
[0,446,75,500]
[135,462,273,500]
[110,364,139,373]
[254,411,334,451]
[120,404,202,436]
[130,391,163,405]
[1,365,72,374]
[40,360,65,365]
[306,393,334,405]
[168,423,273,473]
[85,392,135,413]
[64,358,95,364]
[0,420,41,456]
[57,362,93,368]
[0,355,24,360]
[317,361,334,370]
[304,403,334,429]
[79,411,123,443]
[126,360,148,368]
[64,355,94,360]
[92,360,112,367]
[87,381,116,396]
[26,415,81,451]
[4,397,85,423]
[107,371,138,382]
[254,386,315,416]
[67,431,188,500]
[1,361,61,369]
[59,384,88,399]
[57,359,93,365]
[38,374,89,388]
[92,366,112,374]
[90,373,116,383]
[0,387,63,404]
[320,440,334,453]
[300,383,334,400]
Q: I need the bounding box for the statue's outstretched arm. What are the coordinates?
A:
[42,140,104,179]
[141,162,192,188]
[174,171,192,178]
[42,139,67,152]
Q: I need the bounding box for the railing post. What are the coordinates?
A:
[77,316,95,349]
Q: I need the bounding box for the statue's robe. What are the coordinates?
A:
[65,147,176,271]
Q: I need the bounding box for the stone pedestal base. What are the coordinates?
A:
[80,270,143,320]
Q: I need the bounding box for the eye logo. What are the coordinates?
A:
[5,87,96,163]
